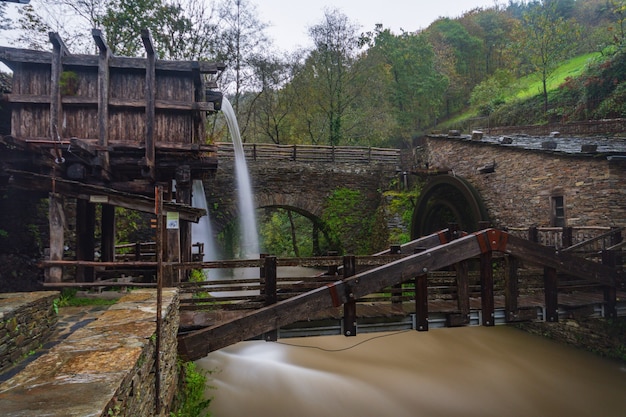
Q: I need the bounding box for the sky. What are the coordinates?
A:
[256,0,505,52]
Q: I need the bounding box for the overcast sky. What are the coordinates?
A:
[257,0,505,52]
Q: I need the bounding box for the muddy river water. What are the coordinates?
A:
[197,325,626,417]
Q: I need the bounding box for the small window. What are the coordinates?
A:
[551,196,565,227]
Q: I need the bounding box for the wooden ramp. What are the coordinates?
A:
[178,229,618,360]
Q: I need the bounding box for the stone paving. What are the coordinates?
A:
[0,289,177,417]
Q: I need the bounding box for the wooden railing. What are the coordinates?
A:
[216,142,401,164]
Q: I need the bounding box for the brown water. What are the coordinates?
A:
[197,326,626,417]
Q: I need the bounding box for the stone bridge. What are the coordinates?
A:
[202,143,406,254]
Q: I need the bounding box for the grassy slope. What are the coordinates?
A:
[443,52,603,129]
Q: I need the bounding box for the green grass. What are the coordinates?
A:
[512,52,601,100]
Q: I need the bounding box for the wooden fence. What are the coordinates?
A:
[216,142,401,164]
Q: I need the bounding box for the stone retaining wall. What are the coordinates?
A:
[485,119,626,137]
[0,291,58,374]
[0,289,180,417]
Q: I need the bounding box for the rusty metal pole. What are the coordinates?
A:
[155,185,163,414]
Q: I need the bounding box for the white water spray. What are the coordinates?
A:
[221,97,259,258]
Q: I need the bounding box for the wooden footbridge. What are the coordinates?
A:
[177,227,624,361]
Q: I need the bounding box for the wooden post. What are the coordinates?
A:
[101,204,115,262]
[47,193,65,283]
[154,185,163,414]
[92,29,111,180]
[76,199,96,282]
[264,256,278,341]
[601,250,617,319]
[390,245,402,308]
[504,255,519,322]
[49,32,68,149]
[454,260,470,325]
[480,251,495,326]
[343,255,357,337]
[415,274,428,331]
[561,226,573,248]
[259,253,267,296]
[528,226,539,243]
[326,250,338,276]
[544,266,558,322]
[141,29,156,181]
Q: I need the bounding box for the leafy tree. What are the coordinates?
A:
[368,27,448,139]
[517,0,581,113]
[99,0,194,58]
[427,18,483,116]
[607,0,626,48]
[299,8,363,146]
[214,0,270,113]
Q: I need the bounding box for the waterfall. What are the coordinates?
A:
[221,97,259,258]
[191,179,218,262]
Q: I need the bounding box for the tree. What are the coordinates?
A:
[518,0,581,113]
[296,8,363,146]
[368,27,448,139]
[607,0,626,48]
[214,0,270,113]
[99,0,195,58]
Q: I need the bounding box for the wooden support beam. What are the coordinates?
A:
[544,267,559,322]
[101,204,115,262]
[480,251,495,326]
[92,29,111,181]
[76,199,96,282]
[49,32,68,159]
[263,256,278,341]
[343,255,357,337]
[602,250,617,318]
[415,274,428,331]
[454,260,470,324]
[504,255,519,322]
[390,245,402,308]
[142,29,156,181]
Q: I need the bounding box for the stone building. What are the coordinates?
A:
[412,132,626,238]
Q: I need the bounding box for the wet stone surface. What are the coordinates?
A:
[0,289,177,417]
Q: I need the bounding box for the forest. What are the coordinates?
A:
[1,0,626,257]
[1,0,625,149]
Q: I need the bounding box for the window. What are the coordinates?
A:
[550,195,565,227]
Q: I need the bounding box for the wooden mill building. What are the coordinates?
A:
[0,30,225,286]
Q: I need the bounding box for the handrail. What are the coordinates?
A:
[216,142,401,164]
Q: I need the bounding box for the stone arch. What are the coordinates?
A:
[411,174,489,238]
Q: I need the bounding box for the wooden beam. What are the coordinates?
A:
[415,274,428,331]
[480,251,495,326]
[544,267,559,322]
[7,170,205,222]
[263,256,278,342]
[454,260,470,324]
[343,255,357,337]
[93,28,111,181]
[142,29,156,181]
[504,255,519,321]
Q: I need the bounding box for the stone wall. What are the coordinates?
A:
[0,289,180,417]
[103,289,180,417]
[208,158,399,254]
[0,291,58,373]
[424,137,626,229]
[485,118,626,137]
